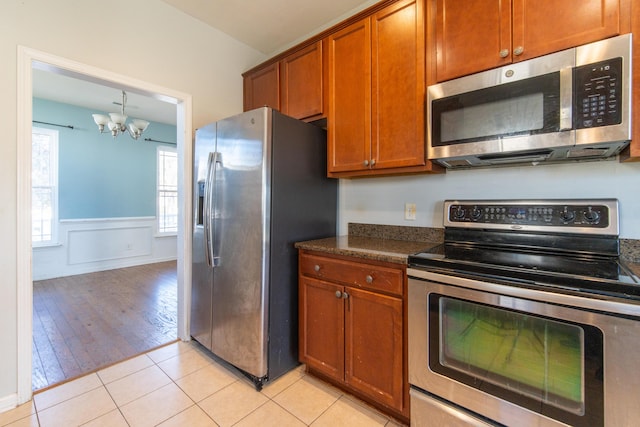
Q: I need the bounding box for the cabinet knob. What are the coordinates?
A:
[499,48,509,58]
[314,264,320,272]
[370,159,376,167]
[342,291,349,299]
[335,290,342,298]
[363,160,369,167]
[513,46,524,56]
[365,275,373,284]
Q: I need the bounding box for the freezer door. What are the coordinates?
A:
[190,124,216,349]
[210,108,270,378]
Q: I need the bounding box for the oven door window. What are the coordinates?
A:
[429,295,603,427]
[431,72,560,147]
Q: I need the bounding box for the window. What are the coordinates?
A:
[157,147,178,234]
[32,127,59,246]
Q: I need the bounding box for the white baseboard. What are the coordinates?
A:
[0,393,18,415]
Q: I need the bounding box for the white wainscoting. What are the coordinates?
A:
[32,217,177,280]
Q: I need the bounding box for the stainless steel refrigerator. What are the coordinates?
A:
[191,107,337,389]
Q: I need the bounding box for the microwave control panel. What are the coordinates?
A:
[574,57,622,129]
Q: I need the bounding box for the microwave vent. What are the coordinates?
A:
[441,159,472,168]
[567,148,610,158]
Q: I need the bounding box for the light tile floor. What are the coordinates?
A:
[0,341,407,427]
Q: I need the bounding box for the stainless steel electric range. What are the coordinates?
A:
[407,199,640,427]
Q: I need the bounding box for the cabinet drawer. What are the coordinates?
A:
[300,253,403,296]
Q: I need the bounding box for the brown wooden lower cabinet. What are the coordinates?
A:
[298,250,408,421]
[299,276,345,381]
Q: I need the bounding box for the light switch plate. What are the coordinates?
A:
[405,203,416,220]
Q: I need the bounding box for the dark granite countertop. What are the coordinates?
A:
[621,239,640,265]
[295,235,441,264]
[625,261,640,277]
[296,223,640,272]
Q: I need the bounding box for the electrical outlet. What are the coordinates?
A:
[405,203,416,220]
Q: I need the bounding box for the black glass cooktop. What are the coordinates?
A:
[409,242,640,301]
[411,200,640,301]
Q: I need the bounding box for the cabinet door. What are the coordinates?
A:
[512,0,620,62]
[281,41,324,121]
[345,287,403,411]
[326,19,372,173]
[299,277,344,381]
[371,0,426,169]
[435,0,512,81]
[243,62,280,111]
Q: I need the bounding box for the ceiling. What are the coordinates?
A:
[159,0,378,55]
[32,0,377,126]
[32,69,179,125]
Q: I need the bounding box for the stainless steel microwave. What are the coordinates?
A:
[427,34,632,169]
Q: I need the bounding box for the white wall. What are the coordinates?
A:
[339,158,640,239]
[2,0,264,408]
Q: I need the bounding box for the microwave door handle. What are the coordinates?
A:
[559,66,573,131]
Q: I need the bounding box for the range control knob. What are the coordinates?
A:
[471,206,483,220]
[583,207,600,224]
[452,206,465,220]
[560,206,576,223]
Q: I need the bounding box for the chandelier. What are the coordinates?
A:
[91,91,150,140]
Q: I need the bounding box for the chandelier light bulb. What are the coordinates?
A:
[107,121,119,137]
[128,123,141,139]
[132,119,150,132]
[108,112,127,127]
[92,114,109,132]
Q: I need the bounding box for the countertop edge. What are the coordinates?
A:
[295,236,442,265]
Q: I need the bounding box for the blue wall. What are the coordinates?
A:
[33,97,177,220]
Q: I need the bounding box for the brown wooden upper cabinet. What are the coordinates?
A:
[280,41,325,121]
[243,41,325,121]
[327,0,429,176]
[243,62,280,111]
[433,0,622,82]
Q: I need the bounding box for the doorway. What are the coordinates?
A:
[17,46,193,404]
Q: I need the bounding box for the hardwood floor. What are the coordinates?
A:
[32,261,177,391]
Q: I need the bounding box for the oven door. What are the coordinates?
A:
[408,269,640,427]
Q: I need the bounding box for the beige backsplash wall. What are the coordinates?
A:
[338,158,640,239]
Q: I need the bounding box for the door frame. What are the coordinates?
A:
[16,46,193,403]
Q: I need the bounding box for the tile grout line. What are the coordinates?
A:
[232,373,308,427]
[34,351,163,425]
[112,350,198,426]
[94,364,134,427]
[161,350,223,426]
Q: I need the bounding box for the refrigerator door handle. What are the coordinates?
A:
[204,151,222,267]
